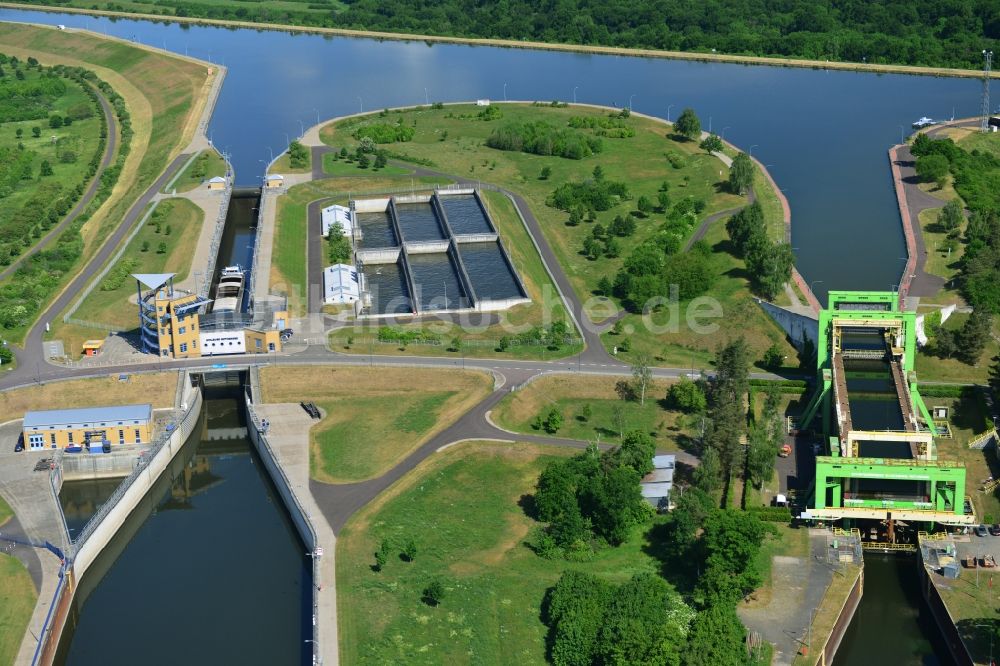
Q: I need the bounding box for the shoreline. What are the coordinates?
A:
[0,2,984,80]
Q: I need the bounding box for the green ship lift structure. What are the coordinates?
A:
[799,291,975,528]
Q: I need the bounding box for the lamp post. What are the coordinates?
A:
[313,107,320,125]
[297,119,304,137]
[628,93,635,111]
[573,86,578,104]
[708,116,712,133]
[667,104,674,123]
[721,126,730,139]
[503,82,507,102]
[357,96,363,114]
[749,144,758,157]
[899,125,905,145]
[267,146,274,164]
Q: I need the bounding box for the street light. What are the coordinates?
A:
[357,96,363,113]
[708,115,712,133]
[898,125,905,145]
[297,119,304,137]
[503,82,507,102]
[313,107,320,125]
[667,104,674,122]
[573,86,578,104]
[628,93,636,111]
[267,146,274,164]
[721,126,730,139]
[810,280,824,298]
[749,144,758,157]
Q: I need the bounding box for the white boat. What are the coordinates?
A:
[912,116,939,129]
[213,265,244,313]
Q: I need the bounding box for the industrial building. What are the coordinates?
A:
[799,291,973,533]
[321,204,353,237]
[641,454,675,511]
[133,273,285,359]
[323,264,361,304]
[23,404,152,451]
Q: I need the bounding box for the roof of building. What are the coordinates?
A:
[133,273,176,291]
[267,173,284,180]
[652,454,676,469]
[24,404,153,428]
[640,482,673,498]
[321,204,354,236]
[208,176,226,183]
[81,340,105,350]
[644,467,674,484]
[324,264,360,301]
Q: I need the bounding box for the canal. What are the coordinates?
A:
[0,7,982,298]
[54,387,310,666]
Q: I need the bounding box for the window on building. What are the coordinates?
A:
[180,343,188,353]
[179,326,186,334]
[162,349,169,357]
[135,429,141,442]
[50,433,56,445]
[255,339,262,350]
[119,429,125,444]
[67,432,73,444]
[268,342,275,352]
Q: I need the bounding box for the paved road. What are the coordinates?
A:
[0,84,118,282]
[0,514,44,592]
[12,151,192,375]
[892,144,946,298]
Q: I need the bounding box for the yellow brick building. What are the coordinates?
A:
[135,273,210,358]
[23,404,153,451]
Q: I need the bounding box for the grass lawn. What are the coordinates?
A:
[917,207,963,287]
[742,524,810,610]
[790,564,862,666]
[320,103,746,315]
[258,366,491,482]
[337,440,668,665]
[323,152,411,176]
[0,495,11,528]
[165,149,227,193]
[0,64,103,261]
[327,189,580,360]
[0,553,36,666]
[0,372,176,419]
[915,312,1000,384]
[492,374,693,450]
[599,216,798,369]
[50,197,203,356]
[271,175,449,316]
[0,24,212,346]
[271,150,311,174]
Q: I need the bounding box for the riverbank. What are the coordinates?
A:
[0,2,985,80]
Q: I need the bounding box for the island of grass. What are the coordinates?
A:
[0,24,214,347]
[52,197,204,356]
[164,149,227,193]
[316,102,796,367]
[259,366,491,482]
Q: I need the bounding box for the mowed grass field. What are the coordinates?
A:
[0,372,176,419]
[54,197,203,355]
[0,24,212,344]
[259,366,492,482]
[270,175,448,316]
[321,103,745,311]
[337,441,666,665]
[492,374,690,450]
[0,552,35,666]
[166,149,227,193]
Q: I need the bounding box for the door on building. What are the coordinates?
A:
[28,434,44,450]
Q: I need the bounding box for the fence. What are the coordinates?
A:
[244,398,320,666]
[61,452,140,480]
[340,335,583,349]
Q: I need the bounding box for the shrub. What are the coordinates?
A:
[353,122,415,143]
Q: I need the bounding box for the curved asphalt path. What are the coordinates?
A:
[12,151,193,375]
[0,84,118,282]
[892,144,947,298]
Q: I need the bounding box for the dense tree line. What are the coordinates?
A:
[71,0,1000,70]
[725,200,794,300]
[487,121,603,159]
[352,122,415,144]
[911,133,998,364]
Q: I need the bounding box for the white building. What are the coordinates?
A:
[198,330,248,355]
[322,204,353,237]
[324,264,361,304]
[641,454,675,511]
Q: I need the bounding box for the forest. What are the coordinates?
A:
[105,0,1000,69]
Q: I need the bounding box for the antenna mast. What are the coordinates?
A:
[982,50,993,133]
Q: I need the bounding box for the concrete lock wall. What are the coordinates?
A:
[355,247,401,264]
[404,240,450,254]
[453,233,499,243]
[243,402,315,550]
[477,297,532,312]
[758,300,819,351]
[392,193,432,205]
[352,197,390,213]
[72,380,203,579]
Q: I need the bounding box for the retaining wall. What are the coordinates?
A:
[757,300,819,351]
[453,232,499,243]
[404,240,450,254]
[355,247,401,264]
[920,560,975,666]
[352,197,390,213]
[476,296,532,311]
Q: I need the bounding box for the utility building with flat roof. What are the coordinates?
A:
[321,204,353,237]
[23,404,153,451]
[323,264,361,304]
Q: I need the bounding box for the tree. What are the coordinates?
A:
[657,191,670,212]
[683,604,747,666]
[939,199,964,231]
[402,539,418,562]
[140,240,150,252]
[699,133,724,153]
[762,343,784,370]
[693,446,721,493]
[596,275,613,296]
[373,151,387,169]
[423,580,445,606]
[728,152,754,195]
[595,574,691,666]
[665,378,707,413]
[637,195,653,216]
[357,153,370,169]
[544,407,564,434]
[546,571,611,666]
[614,430,655,476]
[612,404,627,440]
[746,241,794,300]
[915,153,949,188]
[580,403,593,422]
[157,242,167,254]
[674,108,701,140]
[582,236,601,260]
[631,354,653,405]
[31,126,40,138]
[592,165,605,181]
[165,224,172,236]
[958,309,993,365]
[14,128,21,139]
[48,115,62,129]
[375,539,390,571]
[39,160,52,177]
[540,165,552,180]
